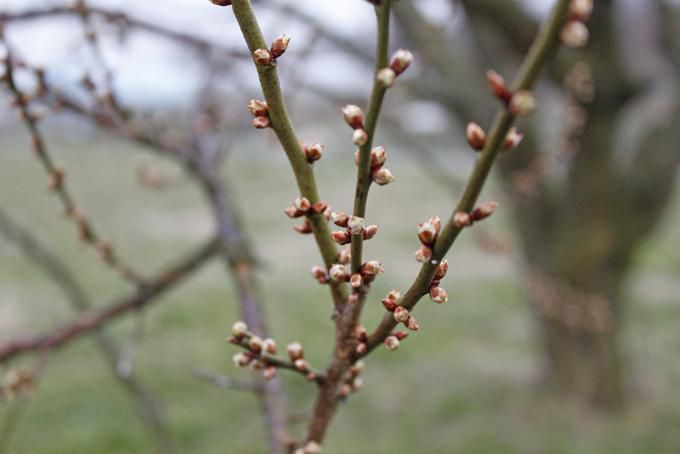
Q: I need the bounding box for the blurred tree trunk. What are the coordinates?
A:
[394,0,680,408]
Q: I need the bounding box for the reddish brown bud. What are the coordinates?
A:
[247,99,268,117]
[486,70,512,102]
[382,298,398,312]
[418,220,438,245]
[263,366,277,380]
[347,216,365,235]
[253,48,273,65]
[293,219,313,234]
[405,315,420,331]
[363,224,379,240]
[453,211,471,229]
[252,116,270,129]
[342,105,364,129]
[293,197,311,212]
[393,331,410,341]
[430,286,448,304]
[350,273,363,289]
[503,127,524,151]
[361,260,383,276]
[354,325,368,342]
[47,168,65,191]
[337,248,351,264]
[471,201,498,222]
[389,49,413,76]
[287,342,304,360]
[466,122,487,151]
[330,230,352,245]
[263,338,277,354]
[249,336,263,353]
[372,167,394,185]
[355,342,367,355]
[311,201,328,214]
[304,143,324,162]
[209,0,232,6]
[370,146,387,167]
[310,265,329,284]
[384,335,400,351]
[284,206,304,218]
[393,306,410,323]
[352,129,368,146]
[331,210,350,227]
[329,264,349,282]
[233,352,252,368]
[294,359,309,371]
[434,259,449,280]
[270,34,290,58]
[415,245,433,263]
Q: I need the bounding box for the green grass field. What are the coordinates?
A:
[1,128,680,453]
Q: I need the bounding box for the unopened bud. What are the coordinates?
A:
[382,297,398,312]
[503,127,524,151]
[372,167,394,185]
[287,342,304,360]
[294,197,311,212]
[415,245,433,263]
[249,336,263,353]
[471,201,498,222]
[418,220,438,245]
[329,264,348,281]
[247,99,268,117]
[561,21,589,48]
[311,201,328,214]
[342,105,364,129]
[337,248,351,264]
[405,315,420,331]
[509,90,537,117]
[370,146,387,167]
[232,352,251,368]
[569,0,593,22]
[352,129,368,146]
[384,335,400,351]
[434,259,449,280]
[263,366,277,380]
[231,321,248,338]
[355,342,367,355]
[252,116,270,129]
[293,219,313,234]
[376,67,396,88]
[310,266,329,284]
[285,206,303,218]
[294,358,309,371]
[263,338,277,354]
[209,0,232,6]
[270,34,290,58]
[347,216,365,235]
[305,143,324,162]
[389,49,413,75]
[350,273,363,289]
[330,230,352,245]
[363,224,379,240]
[253,48,273,65]
[393,331,410,341]
[486,70,512,102]
[453,211,471,229]
[466,122,486,151]
[393,306,410,323]
[386,290,401,303]
[331,210,349,227]
[361,260,383,276]
[430,286,448,304]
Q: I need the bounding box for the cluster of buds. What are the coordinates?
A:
[354,146,394,186]
[252,34,291,66]
[303,142,324,163]
[562,0,592,48]
[247,99,270,129]
[381,290,420,332]
[466,122,524,153]
[342,105,368,146]
[284,197,330,234]
[327,260,383,290]
[415,215,441,264]
[329,213,378,245]
[451,201,499,230]
[1,368,34,401]
[428,259,449,304]
[486,70,537,117]
[286,341,316,381]
[229,321,281,381]
[376,48,414,89]
[338,360,365,399]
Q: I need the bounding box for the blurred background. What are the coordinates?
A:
[2,0,680,452]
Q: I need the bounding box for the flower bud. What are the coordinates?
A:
[372,167,394,185]
[453,211,471,229]
[270,34,290,58]
[347,216,365,235]
[486,70,512,102]
[253,48,273,65]
[363,225,379,240]
[329,263,348,281]
[252,116,270,129]
[294,358,309,371]
[285,206,304,218]
[287,342,304,360]
[331,211,349,227]
[311,201,328,214]
[415,245,433,263]
[376,67,396,88]
[350,273,363,289]
[569,0,593,22]
[247,99,268,117]
[466,122,486,151]
[405,315,420,331]
[293,219,313,234]
[434,259,449,280]
[389,49,413,75]
[471,201,498,222]
[370,146,387,167]
[233,352,251,368]
[232,321,248,338]
[361,260,383,276]
[509,90,537,117]
[263,338,277,354]
[352,129,368,146]
[305,143,324,162]
[210,0,232,6]
[561,21,589,48]
[384,335,400,351]
[503,127,524,151]
[355,342,367,355]
[417,220,438,245]
[354,325,368,342]
[330,230,352,245]
[342,104,364,129]
[263,366,277,380]
[382,298,398,312]
[393,306,410,323]
[430,286,448,304]
[293,197,311,212]
[393,331,410,341]
[337,248,351,264]
[386,290,401,303]
[310,265,329,284]
[249,336,263,353]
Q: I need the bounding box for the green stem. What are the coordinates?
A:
[365,0,572,352]
[231,0,347,306]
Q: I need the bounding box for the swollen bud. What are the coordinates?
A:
[430,286,448,304]
[372,168,394,185]
[384,335,400,351]
[376,68,396,88]
[342,105,364,129]
[393,306,410,323]
[561,21,589,48]
[389,49,413,76]
[253,48,273,65]
[329,264,349,282]
[352,129,368,146]
[330,230,352,245]
[453,211,471,229]
[252,116,270,129]
[347,216,366,235]
[503,127,524,151]
[247,99,268,117]
[287,342,304,361]
[304,143,324,163]
[466,122,486,151]
[270,34,290,58]
[231,321,248,338]
[415,245,433,263]
[509,90,537,117]
[486,70,512,103]
[471,201,498,222]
